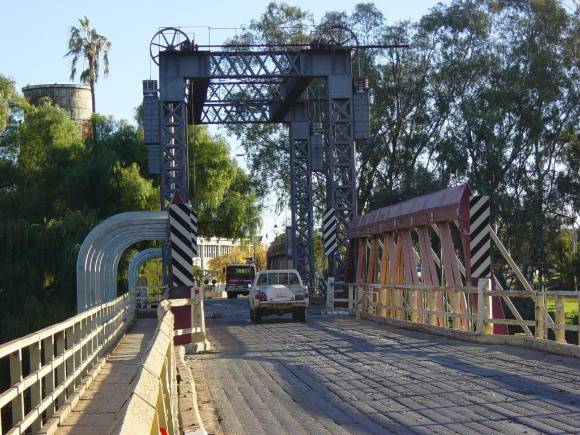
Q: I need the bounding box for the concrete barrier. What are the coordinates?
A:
[110,300,208,434]
[110,302,177,434]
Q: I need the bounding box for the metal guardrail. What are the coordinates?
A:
[0,292,135,434]
[329,280,580,346]
[0,287,207,435]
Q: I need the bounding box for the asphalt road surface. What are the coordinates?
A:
[187,298,580,434]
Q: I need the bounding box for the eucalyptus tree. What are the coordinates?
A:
[65,16,111,113]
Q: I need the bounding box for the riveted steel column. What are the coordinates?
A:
[159,98,189,205]
[289,115,315,289]
[326,74,357,281]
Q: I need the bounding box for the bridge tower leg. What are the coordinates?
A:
[326,75,357,281]
[289,104,315,289]
[159,84,191,287]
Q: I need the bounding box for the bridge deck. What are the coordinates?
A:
[55,318,157,435]
[190,299,580,434]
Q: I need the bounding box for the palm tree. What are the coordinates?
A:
[65,17,111,113]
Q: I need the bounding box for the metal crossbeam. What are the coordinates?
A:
[205,81,281,103]
[199,103,271,124]
[149,27,367,285]
[209,51,301,78]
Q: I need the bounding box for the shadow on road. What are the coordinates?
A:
[194,298,580,434]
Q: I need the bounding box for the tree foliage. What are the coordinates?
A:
[189,126,261,238]
[0,87,157,342]
[0,78,263,342]
[208,244,267,282]
[232,1,578,288]
[65,16,111,112]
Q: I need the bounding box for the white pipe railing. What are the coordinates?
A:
[0,292,135,434]
[329,280,580,346]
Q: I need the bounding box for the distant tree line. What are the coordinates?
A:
[0,76,260,342]
[228,0,579,291]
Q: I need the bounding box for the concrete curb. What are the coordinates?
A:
[361,312,580,360]
[204,290,227,299]
[175,346,208,435]
[185,339,211,354]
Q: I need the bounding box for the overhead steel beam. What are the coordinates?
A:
[270,77,313,122]
[154,40,359,284]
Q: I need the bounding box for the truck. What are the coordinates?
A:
[224,263,256,298]
[248,269,308,323]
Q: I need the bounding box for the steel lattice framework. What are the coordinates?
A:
[327,95,357,278]
[143,27,382,285]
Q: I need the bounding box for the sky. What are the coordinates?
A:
[0,0,446,241]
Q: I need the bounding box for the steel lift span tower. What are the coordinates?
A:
[142,26,402,287]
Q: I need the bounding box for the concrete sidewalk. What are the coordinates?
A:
[55,319,156,435]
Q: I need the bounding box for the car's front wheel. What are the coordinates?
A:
[255,309,262,324]
[250,308,255,321]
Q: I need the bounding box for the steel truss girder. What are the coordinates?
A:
[160,101,189,203]
[209,51,301,78]
[205,81,281,103]
[200,103,271,124]
[156,47,357,283]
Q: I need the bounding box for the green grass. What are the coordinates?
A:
[546,297,579,323]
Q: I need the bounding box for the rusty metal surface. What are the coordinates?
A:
[349,184,472,238]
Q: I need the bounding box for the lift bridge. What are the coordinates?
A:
[1,27,578,435]
[142,26,398,288]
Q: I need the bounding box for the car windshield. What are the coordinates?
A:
[257,272,301,286]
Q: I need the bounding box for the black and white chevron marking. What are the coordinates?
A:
[169,203,195,288]
[190,209,198,257]
[323,208,337,256]
[470,195,491,278]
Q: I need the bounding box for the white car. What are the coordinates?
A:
[249,269,309,323]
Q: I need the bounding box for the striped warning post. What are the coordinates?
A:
[169,203,195,288]
[191,209,198,257]
[470,195,491,278]
[323,208,337,256]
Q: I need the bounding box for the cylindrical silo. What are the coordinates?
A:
[22,84,93,121]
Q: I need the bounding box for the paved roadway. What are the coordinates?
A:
[187,298,580,435]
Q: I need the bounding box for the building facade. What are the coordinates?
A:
[194,237,242,273]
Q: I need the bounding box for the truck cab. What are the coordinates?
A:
[224,263,256,298]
